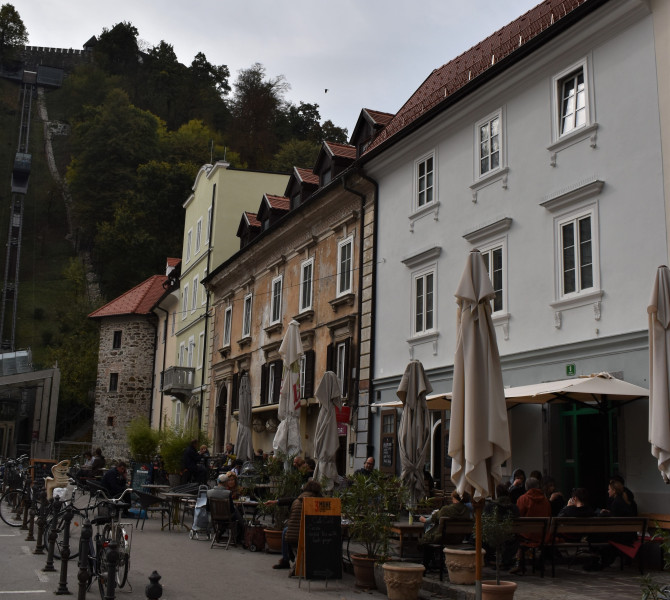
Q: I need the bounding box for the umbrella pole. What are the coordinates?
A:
[474,498,484,600]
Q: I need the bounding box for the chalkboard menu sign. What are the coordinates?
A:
[295,497,342,581]
[381,438,394,468]
[30,458,58,489]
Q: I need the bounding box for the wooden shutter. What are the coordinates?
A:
[272,359,283,403]
[326,344,334,371]
[260,364,268,405]
[303,350,315,399]
[342,338,351,399]
[231,372,239,412]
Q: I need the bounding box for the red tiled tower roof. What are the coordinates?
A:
[366,0,590,153]
[89,275,168,318]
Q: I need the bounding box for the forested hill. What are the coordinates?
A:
[52,21,349,301]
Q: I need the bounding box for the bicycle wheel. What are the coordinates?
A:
[44,511,82,560]
[96,546,109,600]
[101,524,129,588]
[0,490,28,527]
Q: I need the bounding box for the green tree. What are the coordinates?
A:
[66,88,162,246]
[94,21,139,76]
[57,63,119,121]
[229,62,289,169]
[270,138,320,172]
[321,119,349,144]
[0,3,28,64]
[190,52,230,97]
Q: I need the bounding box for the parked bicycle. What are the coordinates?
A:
[0,456,34,527]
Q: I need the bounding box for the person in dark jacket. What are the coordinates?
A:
[101,462,128,498]
[419,490,472,546]
[558,487,595,518]
[272,479,323,571]
[508,468,526,504]
[182,439,203,483]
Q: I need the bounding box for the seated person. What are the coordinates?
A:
[84,448,106,478]
[207,473,242,543]
[542,476,565,516]
[557,487,594,518]
[508,469,526,504]
[419,490,472,546]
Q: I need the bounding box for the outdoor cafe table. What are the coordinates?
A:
[391,521,425,558]
[234,498,259,521]
[160,491,196,531]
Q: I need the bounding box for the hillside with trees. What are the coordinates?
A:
[0,6,349,439]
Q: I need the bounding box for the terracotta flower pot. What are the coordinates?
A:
[351,554,377,589]
[263,528,282,553]
[481,580,517,600]
[382,561,425,600]
[443,546,486,585]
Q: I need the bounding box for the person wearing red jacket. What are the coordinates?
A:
[510,477,551,574]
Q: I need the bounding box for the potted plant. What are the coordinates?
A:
[337,470,409,590]
[127,417,159,461]
[158,427,205,487]
[480,508,518,600]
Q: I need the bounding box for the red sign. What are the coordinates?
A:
[337,423,348,436]
[335,406,350,423]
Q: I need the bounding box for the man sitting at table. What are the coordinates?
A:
[207,473,243,543]
[419,490,472,546]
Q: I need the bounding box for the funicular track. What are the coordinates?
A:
[0,76,35,351]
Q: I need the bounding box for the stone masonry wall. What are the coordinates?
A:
[92,315,157,461]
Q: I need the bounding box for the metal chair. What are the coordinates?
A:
[132,490,171,530]
[209,498,236,550]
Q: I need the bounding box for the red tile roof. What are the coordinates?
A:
[89,275,168,318]
[265,194,290,211]
[166,257,180,268]
[244,211,261,228]
[366,0,589,153]
[362,109,394,127]
[325,141,357,160]
[295,167,319,185]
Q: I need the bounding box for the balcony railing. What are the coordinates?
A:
[162,366,195,400]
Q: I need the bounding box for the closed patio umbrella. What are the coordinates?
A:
[235,372,254,463]
[648,265,670,483]
[448,250,511,598]
[272,320,304,460]
[312,371,342,490]
[396,360,432,506]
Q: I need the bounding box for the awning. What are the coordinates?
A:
[370,373,647,414]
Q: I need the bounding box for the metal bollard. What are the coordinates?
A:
[145,571,163,599]
[55,506,74,594]
[34,489,47,554]
[20,470,31,530]
[104,540,119,600]
[43,516,58,572]
[77,520,92,600]
[26,503,36,541]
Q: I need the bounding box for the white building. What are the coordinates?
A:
[361,0,669,512]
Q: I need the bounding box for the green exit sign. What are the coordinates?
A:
[566,364,576,376]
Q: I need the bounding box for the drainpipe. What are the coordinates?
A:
[342,169,379,459]
[155,305,169,431]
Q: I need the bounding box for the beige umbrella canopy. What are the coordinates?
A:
[235,372,254,462]
[448,250,511,598]
[449,250,511,500]
[648,265,670,483]
[397,360,432,506]
[272,320,304,459]
[312,371,342,491]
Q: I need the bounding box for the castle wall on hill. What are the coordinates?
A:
[20,46,92,73]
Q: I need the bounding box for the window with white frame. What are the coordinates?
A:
[299,355,306,399]
[198,332,205,368]
[413,269,435,335]
[337,236,354,296]
[270,275,283,324]
[477,111,502,177]
[195,219,202,254]
[182,285,189,320]
[223,306,232,347]
[552,59,592,140]
[480,245,505,313]
[558,210,595,297]
[185,229,192,262]
[191,276,198,312]
[171,311,176,335]
[336,342,347,396]
[179,342,186,366]
[206,205,212,244]
[299,259,313,312]
[174,400,182,429]
[187,336,195,367]
[416,154,434,208]
[267,363,276,403]
[242,293,253,338]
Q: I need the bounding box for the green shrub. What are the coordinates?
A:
[126,417,159,463]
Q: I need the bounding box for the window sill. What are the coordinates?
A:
[237,336,252,349]
[330,293,355,312]
[547,123,598,167]
[408,201,441,233]
[406,331,439,357]
[264,322,283,336]
[469,167,509,203]
[491,312,510,341]
[550,289,603,329]
[218,345,231,358]
[293,309,314,324]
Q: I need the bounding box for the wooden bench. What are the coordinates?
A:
[642,513,670,533]
[546,516,647,577]
[511,517,550,577]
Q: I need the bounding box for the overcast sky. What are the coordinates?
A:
[13,0,540,135]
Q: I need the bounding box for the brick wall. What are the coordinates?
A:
[92,315,157,461]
